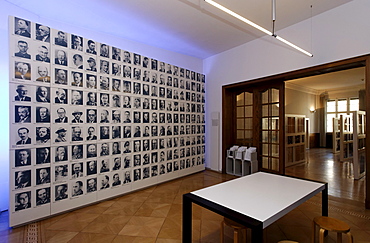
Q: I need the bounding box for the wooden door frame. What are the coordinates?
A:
[221,54,370,209]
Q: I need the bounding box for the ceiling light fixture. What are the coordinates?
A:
[204,0,313,57]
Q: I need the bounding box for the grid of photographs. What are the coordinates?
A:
[9,16,205,226]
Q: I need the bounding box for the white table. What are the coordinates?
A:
[182,172,328,242]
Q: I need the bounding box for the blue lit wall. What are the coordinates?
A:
[0,0,203,211]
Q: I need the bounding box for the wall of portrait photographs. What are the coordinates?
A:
[9,16,206,227]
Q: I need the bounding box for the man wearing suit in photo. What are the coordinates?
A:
[16,127,31,145]
[15,40,31,59]
[55,146,68,162]
[14,85,31,102]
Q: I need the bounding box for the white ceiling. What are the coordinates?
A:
[287,67,365,93]
[7,0,352,59]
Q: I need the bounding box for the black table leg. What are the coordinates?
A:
[251,225,264,243]
[183,194,192,242]
[322,183,328,216]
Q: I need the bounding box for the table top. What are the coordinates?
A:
[191,172,326,228]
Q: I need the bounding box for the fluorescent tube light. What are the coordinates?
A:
[204,0,313,57]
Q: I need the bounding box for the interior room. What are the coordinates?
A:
[1,0,370,242]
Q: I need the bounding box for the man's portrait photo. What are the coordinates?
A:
[36,167,50,185]
[35,45,50,63]
[36,187,50,206]
[15,170,31,189]
[14,61,31,80]
[86,40,96,54]
[86,160,97,175]
[54,68,68,85]
[55,30,67,47]
[72,54,83,69]
[36,126,50,144]
[55,146,68,162]
[36,24,50,42]
[71,35,83,51]
[55,49,68,66]
[100,43,109,58]
[16,127,31,145]
[36,86,50,103]
[36,66,51,82]
[36,147,50,164]
[15,149,31,167]
[36,106,50,123]
[55,184,68,201]
[15,40,31,59]
[14,17,31,38]
[14,85,31,102]
[15,191,31,211]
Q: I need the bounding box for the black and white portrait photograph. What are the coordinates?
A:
[14,61,31,80]
[100,43,109,58]
[143,167,150,179]
[134,68,140,80]
[133,111,141,123]
[86,109,97,123]
[71,126,83,142]
[55,184,68,201]
[14,40,31,59]
[71,162,83,178]
[35,45,50,63]
[86,57,97,72]
[112,78,121,91]
[112,142,121,155]
[100,60,109,75]
[14,84,31,102]
[151,72,158,84]
[36,86,50,103]
[15,191,31,211]
[87,178,97,193]
[86,92,97,106]
[36,187,50,206]
[123,96,131,108]
[71,53,83,69]
[151,99,157,110]
[123,141,131,153]
[112,63,121,76]
[86,160,97,175]
[15,105,31,123]
[54,68,68,85]
[54,107,68,123]
[159,62,165,72]
[112,157,121,171]
[36,126,50,144]
[133,97,141,109]
[72,181,84,197]
[112,126,121,139]
[100,143,110,156]
[151,125,158,137]
[143,84,149,95]
[100,159,110,173]
[133,53,141,66]
[112,173,121,186]
[36,147,50,164]
[71,71,83,87]
[134,168,141,181]
[123,81,131,93]
[152,59,158,70]
[54,88,68,104]
[133,125,141,138]
[100,76,109,90]
[70,90,83,105]
[123,65,131,78]
[55,165,68,181]
[15,149,31,167]
[71,145,83,160]
[15,169,31,189]
[123,170,131,184]
[54,30,68,47]
[36,167,50,185]
[55,146,68,162]
[86,144,97,158]
[100,174,110,189]
[86,126,97,141]
[36,24,50,42]
[112,47,121,61]
[35,65,51,82]
[71,35,83,51]
[143,112,149,123]
[151,165,158,177]
[14,17,31,38]
[86,39,97,54]
[123,51,131,63]
[55,49,68,66]
[133,140,141,153]
[133,82,141,95]
[100,126,110,140]
[71,110,83,123]
[36,106,50,123]
[112,95,121,108]
[16,127,31,145]
[100,93,109,107]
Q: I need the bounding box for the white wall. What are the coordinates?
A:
[0,0,203,211]
[204,0,370,171]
